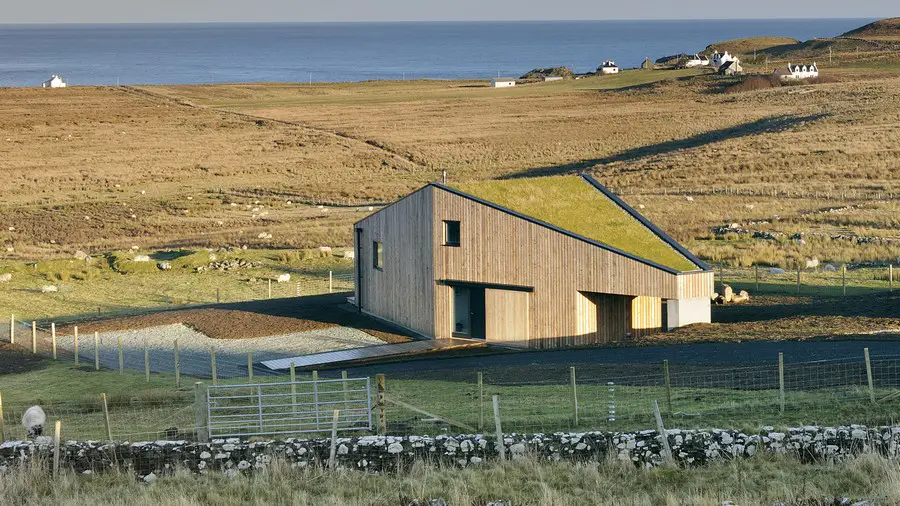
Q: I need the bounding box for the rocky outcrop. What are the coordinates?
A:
[2,425,899,480]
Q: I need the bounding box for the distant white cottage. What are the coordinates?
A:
[683,54,710,68]
[598,60,620,74]
[710,51,738,69]
[774,62,819,81]
[42,75,67,88]
[490,78,516,88]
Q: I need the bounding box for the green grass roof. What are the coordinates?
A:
[452,176,698,271]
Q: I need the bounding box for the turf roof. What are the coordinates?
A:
[451,176,699,272]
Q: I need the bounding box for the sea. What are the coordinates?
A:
[0,19,874,87]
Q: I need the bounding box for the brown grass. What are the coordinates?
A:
[3,61,900,267]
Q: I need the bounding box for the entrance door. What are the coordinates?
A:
[452,286,485,339]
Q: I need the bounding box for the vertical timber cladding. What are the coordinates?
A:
[577,293,662,343]
[355,187,435,336]
[432,187,682,347]
[484,288,530,344]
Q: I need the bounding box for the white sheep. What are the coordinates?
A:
[276,273,291,283]
[22,406,46,439]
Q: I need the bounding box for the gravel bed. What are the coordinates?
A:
[55,324,383,378]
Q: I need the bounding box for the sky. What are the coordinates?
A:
[2,0,895,24]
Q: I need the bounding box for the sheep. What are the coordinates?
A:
[41,285,58,293]
[276,273,291,283]
[22,406,46,439]
[0,273,11,283]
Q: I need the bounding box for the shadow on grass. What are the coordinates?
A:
[501,113,829,179]
[713,291,900,323]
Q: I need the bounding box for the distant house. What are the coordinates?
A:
[542,76,564,82]
[774,62,819,81]
[718,60,743,76]
[641,57,654,70]
[710,51,738,69]
[490,79,516,88]
[598,60,620,74]
[683,54,710,68]
[42,75,67,88]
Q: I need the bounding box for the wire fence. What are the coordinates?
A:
[3,312,900,441]
[709,263,898,298]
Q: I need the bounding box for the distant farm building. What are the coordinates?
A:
[598,60,620,74]
[490,78,516,88]
[684,54,710,68]
[718,60,743,76]
[542,75,564,82]
[641,57,654,70]
[42,75,67,88]
[774,62,819,80]
[352,175,713,348]
[710,51,738,69]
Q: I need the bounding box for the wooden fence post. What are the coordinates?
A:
[247,353,254,383]
[8,315,13,344]
[312,370,319,382]
[842,265,847,296]
[31,321,37,354]
[664,360,673,415]
[216,288,220,304]
[73,326,79,365]
[653,400,674,466]
[865,348,875,404]
[268,279,272,299]
[210,348,217,386]
[890,265,894,293]
[796,264,801,295]
[94,332,100,371]
[329,271,333,293]
[290,361,297,415]
[174,339,181,387]
[328,409,340,470]
[100,393,112,441]
[376,374,386,435]
[194,382,209,443]
[144,340,150,382]
[477,371,484,431]
[570,366,578,427]
[51,323,57,360]
[755,265,759,293]
[778,352,785,414]
[0,391,4,442]
[492,394,505,461]
[341,370,349,403]
[53,420,62,477]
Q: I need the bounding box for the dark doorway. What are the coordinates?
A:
[452,285,485,339]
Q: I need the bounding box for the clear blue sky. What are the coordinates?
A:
[3,1,895,24]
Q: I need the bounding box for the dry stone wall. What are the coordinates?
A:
[2,425,899,480]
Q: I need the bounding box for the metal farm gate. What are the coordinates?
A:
[207,377,372,438]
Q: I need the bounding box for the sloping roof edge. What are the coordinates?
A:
[581,174,710,271]
[431,181,684,275]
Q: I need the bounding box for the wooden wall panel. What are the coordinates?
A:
[484,289,530,345]
[677,271,715,299]
[631,296,662,338]
[355,187,435,336]
[431,187,711,347]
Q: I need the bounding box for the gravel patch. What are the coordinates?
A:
[55,324,383,378]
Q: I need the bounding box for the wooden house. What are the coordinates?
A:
[353,175,713,348]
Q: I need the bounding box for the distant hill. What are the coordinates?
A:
[841,17,900,40]
[519,67,574,80]
[703,37,800,56]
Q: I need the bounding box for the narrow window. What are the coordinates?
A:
[373,241,383,270]
[443,220,461,247]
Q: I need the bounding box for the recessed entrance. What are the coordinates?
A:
[452,285,485,339]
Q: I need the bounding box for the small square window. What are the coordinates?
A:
[373,241,383,270]
[444,220,460,246]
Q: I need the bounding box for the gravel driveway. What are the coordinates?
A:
[55,324,383,378]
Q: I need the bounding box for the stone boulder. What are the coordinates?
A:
[0,273,11,283]
[133,255,151,262]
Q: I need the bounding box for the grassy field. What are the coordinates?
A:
[2,452,897,506]
[3,54,900,268]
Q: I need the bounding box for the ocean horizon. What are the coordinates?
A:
[0,19,875,87]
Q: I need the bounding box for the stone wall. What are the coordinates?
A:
[2,425,898,480]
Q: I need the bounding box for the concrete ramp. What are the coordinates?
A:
[261,338,483,370]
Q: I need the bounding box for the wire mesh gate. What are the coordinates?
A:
[207,378,372,438]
